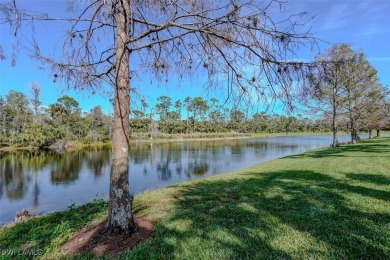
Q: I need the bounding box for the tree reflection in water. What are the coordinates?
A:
[1,153,31,200]
[157,145,172,181]
[85,148,110,179]
[50,152,82,185]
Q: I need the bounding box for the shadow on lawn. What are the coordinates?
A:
[133,170,390,259]
[346,172,390,186]
[290,137,390,159]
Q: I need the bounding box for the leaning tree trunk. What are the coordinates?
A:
[107,0,135,234]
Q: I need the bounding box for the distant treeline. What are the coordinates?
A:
[0,90,339,148]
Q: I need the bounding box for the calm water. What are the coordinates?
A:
[0,134,372,224]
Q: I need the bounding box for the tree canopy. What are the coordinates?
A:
[305,44,388,145]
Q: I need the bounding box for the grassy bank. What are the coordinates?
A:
[250,130,390,139]
[1,138,389,259]
[249,131,332,138]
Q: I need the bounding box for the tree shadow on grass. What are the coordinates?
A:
[2,169,389,259]
[290,138,390,159]
[345,172,390,186]
[129,170,390,259]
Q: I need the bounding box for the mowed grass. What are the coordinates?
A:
[1,137,390,259]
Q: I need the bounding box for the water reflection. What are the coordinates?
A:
[84,149,111,179]
[0,134,377,224]
[1,153,31,200]
[51,153,82,185]
[156,147,172,181]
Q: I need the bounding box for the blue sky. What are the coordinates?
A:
[0,0,389,115]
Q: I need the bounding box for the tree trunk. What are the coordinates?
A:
[186,110,189,134]
[377,129,380,137]
[350,119,356,144]
[107,0,135,234]
[193,111,196,132]
[332,125,338,147]
[368,129,372,139]
[2,112,5,136]
[355,121,360,141]
[332,103,338,147]
[330,81,340,147]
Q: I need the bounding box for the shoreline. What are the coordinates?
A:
[0,131,336,152]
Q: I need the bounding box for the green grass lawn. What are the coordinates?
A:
[1,137,389,259]
[249,131,332,138]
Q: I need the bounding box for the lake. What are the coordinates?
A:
[0,134,374,224]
